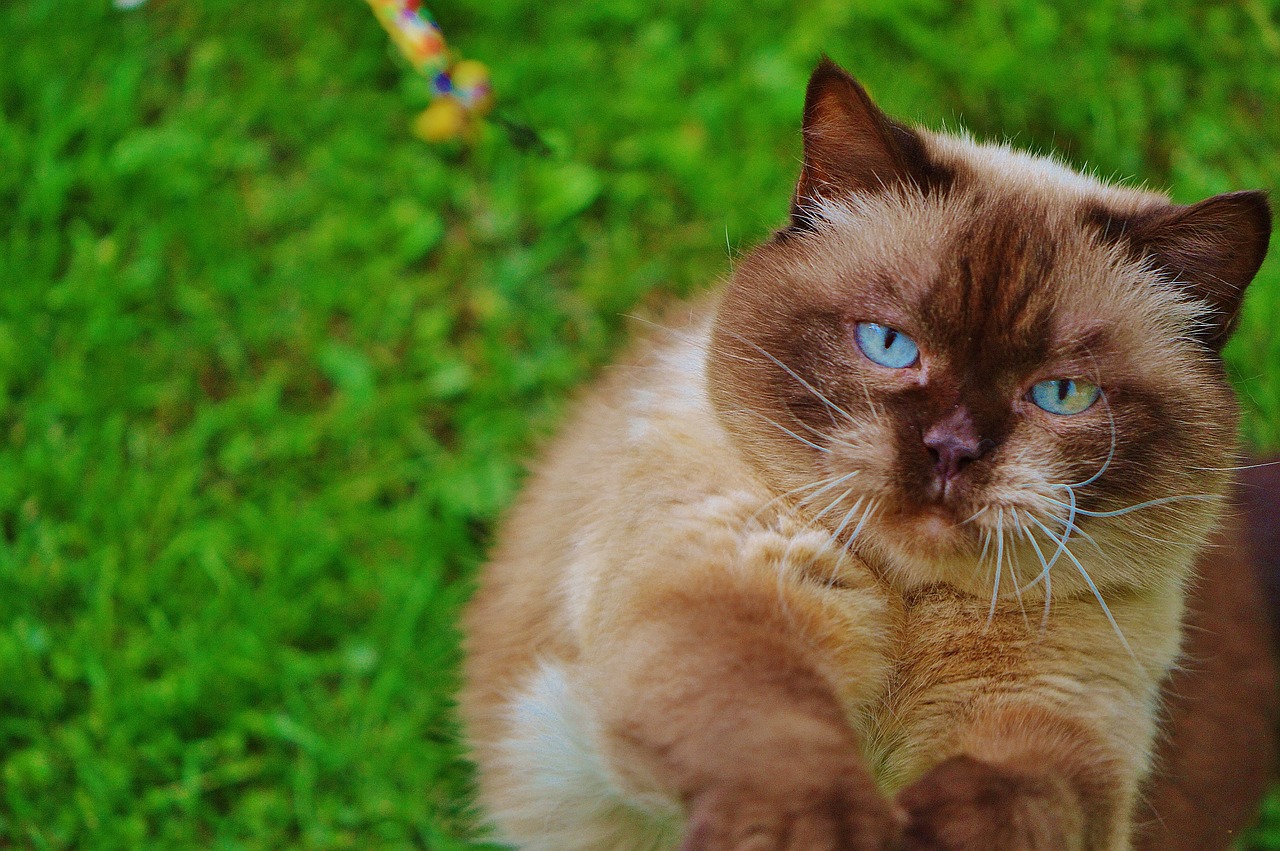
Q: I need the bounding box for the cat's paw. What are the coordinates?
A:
[678,766,904,851]
[896,755,1084,851]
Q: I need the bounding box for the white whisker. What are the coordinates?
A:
[1018,520,1053,632]
[795,470,861,513]
[1040,512,1104,557]
[829,496,866,542]
[977,526,992,568]
[737,410,831,454]
[1041,483,1077,575]
[1006,508,1030,629]
[1066,392,1116,489]
[987,508,1005,629]
[1041,493,1217,519]
[811,488,854,523]
[748,471,855,528]
[723,331,858,428]
[1027,514,1135,660]
[1190,460,1280,472]
[840,499,878,560]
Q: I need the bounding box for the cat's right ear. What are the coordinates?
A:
[790,58,948,232]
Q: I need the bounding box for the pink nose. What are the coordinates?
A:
[923,408,986,484]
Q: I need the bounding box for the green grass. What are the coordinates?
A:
[1,0,1279,847]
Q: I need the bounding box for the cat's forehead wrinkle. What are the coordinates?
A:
[897,197,1063,375]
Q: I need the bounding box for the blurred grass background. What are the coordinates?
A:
[2,0,1280,847]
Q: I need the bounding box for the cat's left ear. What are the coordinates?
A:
[1108,191,1272,349]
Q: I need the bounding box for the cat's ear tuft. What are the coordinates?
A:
[790,58,949,232]
[1109,191,1272,349]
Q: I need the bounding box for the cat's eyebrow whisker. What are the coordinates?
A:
[1027,514,1137,662]
[722,330,859,428]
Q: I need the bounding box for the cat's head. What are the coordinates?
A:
[708,59,1271,600]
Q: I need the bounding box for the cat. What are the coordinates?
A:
[460,58,1273,850]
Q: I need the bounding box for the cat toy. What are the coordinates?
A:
[365,0,493,142]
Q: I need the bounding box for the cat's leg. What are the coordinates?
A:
[877,585,1180,851]
[580,546,903,851]
[487,512,902,851]
[895,708,1124,851]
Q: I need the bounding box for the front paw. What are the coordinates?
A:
[679,765,903,851]
[896,756,1084,851]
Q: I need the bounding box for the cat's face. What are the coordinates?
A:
[709,61,1271,600]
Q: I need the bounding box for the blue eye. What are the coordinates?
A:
[1030,379,1101,416]
[855,322,919,369]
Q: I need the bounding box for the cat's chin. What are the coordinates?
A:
[880,505,973,555]
[867,504,988,589]
[894,507,958,544]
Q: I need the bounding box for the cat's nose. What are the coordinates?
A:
[923,408,987,485]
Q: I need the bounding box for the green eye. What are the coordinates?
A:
[1030,379,1101,416]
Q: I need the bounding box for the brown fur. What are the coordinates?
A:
[1133,483,1279,850]
[460,59,1273,850]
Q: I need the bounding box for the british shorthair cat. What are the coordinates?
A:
[460,59,1273,850]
